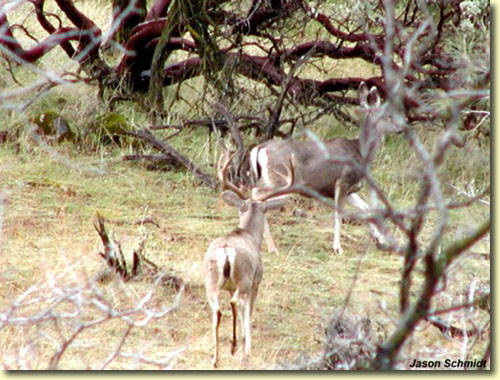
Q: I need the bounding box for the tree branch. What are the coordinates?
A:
[127,129,218,189]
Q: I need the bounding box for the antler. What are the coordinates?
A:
[217,149,248,199]
[255,154,300,201]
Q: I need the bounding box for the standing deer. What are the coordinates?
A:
[203,153,285,368]
[250,82,402,254]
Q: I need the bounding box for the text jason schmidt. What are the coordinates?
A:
[409,358,488,369]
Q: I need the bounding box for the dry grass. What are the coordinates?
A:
[0,138,490,369]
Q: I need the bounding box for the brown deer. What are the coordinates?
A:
[249,82,402,254]
[203,153,285,368]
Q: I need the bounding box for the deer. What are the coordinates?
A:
[249,82,402,254]
[203,152,285,368]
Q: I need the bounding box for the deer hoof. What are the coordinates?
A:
[332,245,343,255]
[240,355,250,369]
[212,356,219,368]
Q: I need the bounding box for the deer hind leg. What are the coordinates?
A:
[346,193,387,246]
[209,299,222,368]
[230,290,239,355]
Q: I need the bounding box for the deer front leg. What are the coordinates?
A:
[242,293,252,359]
[332,183,344,254]
[333,210,343,254]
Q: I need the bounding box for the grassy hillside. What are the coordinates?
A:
[0,132,490,369]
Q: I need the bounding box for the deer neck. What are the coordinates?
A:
[238,211,265,248]
[359,124,384,165]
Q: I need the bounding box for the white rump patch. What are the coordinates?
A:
[215,247,236,274]
[249,147,259,182]
[257,148,272,186]
[250,146,271,186]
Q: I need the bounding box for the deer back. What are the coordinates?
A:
[252,138,363,199]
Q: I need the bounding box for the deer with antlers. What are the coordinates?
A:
[203,152,285,368]
[250,82,402,254]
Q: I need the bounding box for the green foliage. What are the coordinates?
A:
[95,112,132,135]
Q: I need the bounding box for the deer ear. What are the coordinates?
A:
[263,198,286,211]
[358,81,369,108]
[368,86,381,107]
[221,190,244,208]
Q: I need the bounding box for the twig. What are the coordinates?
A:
[424,316,479,339]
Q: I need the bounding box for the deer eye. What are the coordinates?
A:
[240,203,249,213]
